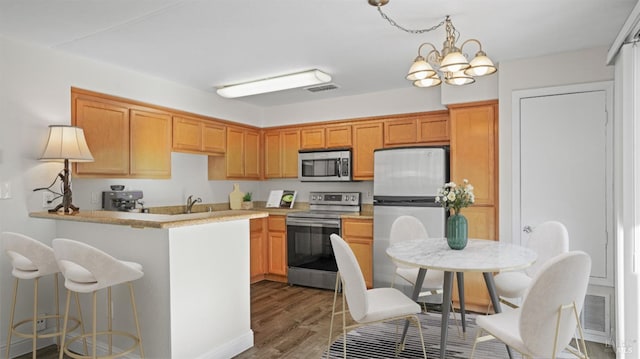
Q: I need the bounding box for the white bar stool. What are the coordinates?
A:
[52,238,145,359]
[1,232,85,359]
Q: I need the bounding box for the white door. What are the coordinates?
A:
[513,82,613,287]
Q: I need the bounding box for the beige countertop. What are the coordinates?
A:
[30,209,269,229]
[30,202,373,229]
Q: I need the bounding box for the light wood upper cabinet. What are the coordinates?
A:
[384,111,449,147]
[352,121,384,180]
[418,112,449,143]
[326,124,352,148]
[300,124,352,149]
[202,122,226,154]
[449,102,497,206]
[173,115,226,155]
[342,218,373,288]
[264,129,300,178]
[300,127,325,150]
[72,90,171,179]
[74,97,130,176]
[129,109,172,178]
[223,126,260,179]
[244,129,261,179]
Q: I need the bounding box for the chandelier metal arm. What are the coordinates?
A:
[460,38,484,55]
[375,5,445,34]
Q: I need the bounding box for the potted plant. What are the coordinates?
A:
[241,192,253,210]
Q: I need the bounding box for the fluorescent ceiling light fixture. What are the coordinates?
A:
[216,69,332,98]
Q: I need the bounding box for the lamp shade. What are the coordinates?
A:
[439,51,470,73]
[406,57,436,81]
[464,53,497,76]
[40,125,94,162]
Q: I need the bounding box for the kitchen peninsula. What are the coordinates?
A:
[30,209,268,359]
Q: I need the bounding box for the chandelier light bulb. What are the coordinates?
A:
[445,71,475,86]
[413,75,442,88]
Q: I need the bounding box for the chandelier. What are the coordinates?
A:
[369,0,497,88]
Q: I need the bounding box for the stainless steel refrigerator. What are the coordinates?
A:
[373,146,449,288]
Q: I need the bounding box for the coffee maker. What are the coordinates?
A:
[102,191,143,212]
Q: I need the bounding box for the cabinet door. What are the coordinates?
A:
[129,109,172,178]
[267,216,287,276]
[264,131,282,178]
[300,127,325,149]
[226,127,245,177]
[352,122,384,180]
[450,103,497,206]
[342,218,373,288]
[74,98,130,176]
[384,118,417,146]
[244,129,261,179]
[250,218,267,282]
[281,129,300,178]
[326,125,352,148]
[202,122,226,154]
[418,112,449,143]
[172,116,202,152]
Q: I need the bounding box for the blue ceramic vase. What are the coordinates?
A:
[447,213,468,250]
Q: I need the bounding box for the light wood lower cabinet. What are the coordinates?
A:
[250,218,267,283]
[267,215,287,281]
[342,218,373,288]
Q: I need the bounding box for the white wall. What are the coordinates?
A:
[0,35,264,355]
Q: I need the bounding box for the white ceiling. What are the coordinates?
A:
[0,0,636,107]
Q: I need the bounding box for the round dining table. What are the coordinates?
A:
[386,237,537,359]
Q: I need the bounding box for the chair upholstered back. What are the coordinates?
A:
[390,216,429,269]
[330,234,368,322]
[52,238,143,293]
[1,232,59,279]
[519,251,591,357]
[524,221,569,277]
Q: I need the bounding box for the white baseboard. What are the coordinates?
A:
[195,330,254,359]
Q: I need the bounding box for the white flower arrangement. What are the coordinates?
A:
[435,179,475,214]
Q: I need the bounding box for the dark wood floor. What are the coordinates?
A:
[20,281,615,358]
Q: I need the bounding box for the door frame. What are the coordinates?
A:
[511,81,614,287]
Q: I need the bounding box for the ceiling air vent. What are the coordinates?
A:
[305,83,339,93]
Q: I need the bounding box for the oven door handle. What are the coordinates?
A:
[287,220,341,228]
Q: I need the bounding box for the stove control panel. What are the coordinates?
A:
[309,192,360,206]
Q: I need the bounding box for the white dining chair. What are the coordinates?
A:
[53,238,145,359]
[327,234,427,358]
[389,215,461,333]
[493,220,569,308]
[2,232,86,359]
[471,251,591,359]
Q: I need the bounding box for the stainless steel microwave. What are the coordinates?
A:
[298,149,352,182]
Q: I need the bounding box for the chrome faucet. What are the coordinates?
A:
[186,195,202,214]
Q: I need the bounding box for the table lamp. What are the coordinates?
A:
[39,125,94,213]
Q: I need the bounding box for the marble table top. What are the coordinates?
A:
[386,238,538,272]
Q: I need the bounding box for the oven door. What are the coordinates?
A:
[286,217,341,290]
